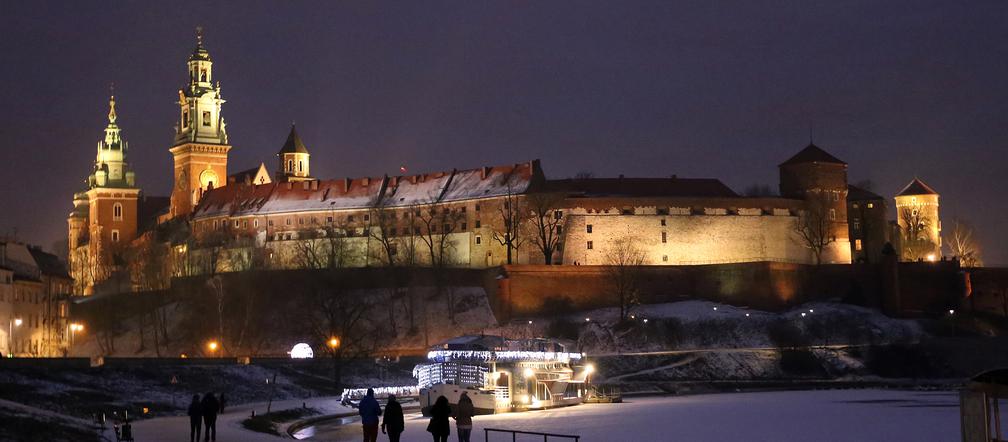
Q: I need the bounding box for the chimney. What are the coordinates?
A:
[343,178,352,193]
[389,176,398,187]
[481,166,491,180]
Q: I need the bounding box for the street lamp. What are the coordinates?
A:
[327,337,341,350]
[8,318,22,357]
[207,340,219,357]
[68,323,84,355]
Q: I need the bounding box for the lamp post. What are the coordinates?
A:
[207,340,219,357]
[67,323,83,356]
[8,318,22,357]
[327,336,341,391]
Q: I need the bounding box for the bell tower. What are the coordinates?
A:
[68,92,141,294]
[169,27,231,218]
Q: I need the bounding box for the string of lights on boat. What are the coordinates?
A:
[426,350,585,363]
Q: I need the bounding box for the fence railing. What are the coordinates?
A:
[484,428,580,441]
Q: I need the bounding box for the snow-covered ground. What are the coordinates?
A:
[297,389,992,442]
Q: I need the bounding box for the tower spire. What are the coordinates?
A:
[108,82,117,124]
[196,26,204,46]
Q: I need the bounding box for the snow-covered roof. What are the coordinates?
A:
[193,160,539,219]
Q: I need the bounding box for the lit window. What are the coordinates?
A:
[111,230,120,242]
[587,241,593,250]
[202,111,211,127]
[113,203,123,221]
[867,203,874,209]
[855,239,862,251]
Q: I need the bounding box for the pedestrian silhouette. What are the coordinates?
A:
[426,395,451,442]
[358,388,382,442]
[201,392,220,441]
[187,394,203,442]
[382,394,405,442]
[453,392,475,442]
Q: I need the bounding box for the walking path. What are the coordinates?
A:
[130,396,351,442]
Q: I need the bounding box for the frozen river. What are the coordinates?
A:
[294,389,989,442]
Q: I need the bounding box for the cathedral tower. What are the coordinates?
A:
[275,125,313,182]
[894,178,941,261]
[68,94,141,293]
[169,28,231,218]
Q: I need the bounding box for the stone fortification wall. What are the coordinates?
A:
[560,213,819,265]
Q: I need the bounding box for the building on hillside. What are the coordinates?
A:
[68,30,946,291]
[894,178,941,262]
[1,241,70,356]
[847,184,889,263]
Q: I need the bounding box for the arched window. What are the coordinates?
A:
[299,161,303,172]
[287,159,293,172]
[113,203,123,221]
[200,69,207,82]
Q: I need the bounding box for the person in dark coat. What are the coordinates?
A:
[358,388,382,442]
[218,393,227,413]
[381,394,405,442]
[453,392,475,442]
[201,392,220,442]
[426,395,451,442]
[187,394,203,442]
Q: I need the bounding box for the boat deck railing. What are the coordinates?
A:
[484,428,580,441]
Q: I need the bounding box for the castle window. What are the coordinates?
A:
[287,159,293,172]
[586,224,593,234]
[234,220,239,228]
[475,204,480,212]
[829,209,836,221]
[660,219,666,226]
[298,218,304,225]
[663,255,668,262]
[554,211,563,220]
[462,222,467,230]
[348,215,355,222]
[243,220,248,228]
[268,220,274,227]
[587,241,593,250]
[475,235,482,245]
[286,218,292,226]
[855,239,862,251]
[299,161,303,172]
[475,220,481,228]
[202,111,211,127]
[113,203,123,221]
[443,223,451,233]
[364,214,370,222]
[111,230,120,242]
[182,110,189,128]
[852,203,859,209]
[254,219,259,228]
[327,216,333,223]
[661,232,667,243]
[200,69,207,82]
[621,208,633,215]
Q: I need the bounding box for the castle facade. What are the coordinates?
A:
[67,32,942,294]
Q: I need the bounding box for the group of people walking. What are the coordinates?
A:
[358,388,475,442]
[187,392,227,442]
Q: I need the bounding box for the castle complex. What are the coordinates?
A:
[66,32,944,294]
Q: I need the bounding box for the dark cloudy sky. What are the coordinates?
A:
[1,1,1006,264]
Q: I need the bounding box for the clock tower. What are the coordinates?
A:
[169,28,231,218]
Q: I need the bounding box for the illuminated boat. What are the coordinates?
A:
[413,335,592,415]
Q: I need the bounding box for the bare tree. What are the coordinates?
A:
[793,192,836,265]
[945,219,983,267]
[291,228,329,269]
[525,192,566,265]
[604,234,647,322]
[417,199,464,268]
[491,185,525,265]
[302,275,379,392]
[899,207,936,261]
[368,203,400,267]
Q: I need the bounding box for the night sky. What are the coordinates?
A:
[1,1,1006,265]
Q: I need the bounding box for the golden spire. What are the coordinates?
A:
[108,82,117,123]
[196,26,204,46]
